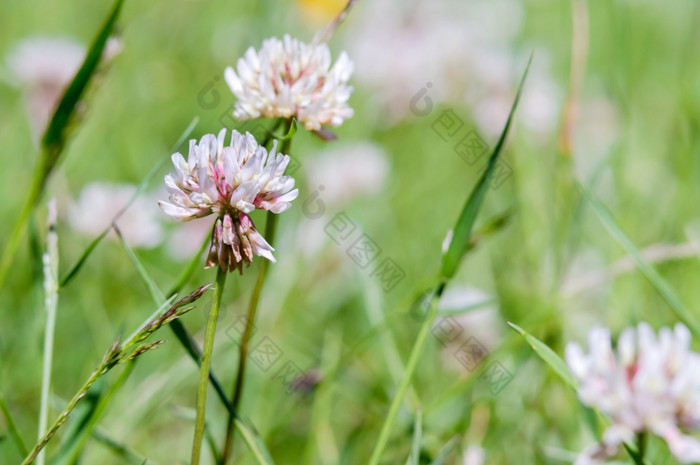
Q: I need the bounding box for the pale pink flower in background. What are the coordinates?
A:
[305,141,389,206]
[166,217,213,262]
[296,141,388,258]
[344,0,561,136]
[463,445,485,465]
[69,182,163,249]
[5,37,85,139]
[469,55,562,138]
[159,129,298,273]
[224,34,354,131]
[566,323,700,464]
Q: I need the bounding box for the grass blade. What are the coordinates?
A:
[37,202,59,465]
[407,410,422,465]
[93,429,155,465]
[580,184,700,337]
[368,56,533,465]
[441,53,532,280]
[507,322,577,389]
[167,231,210,298]
[115,228,163,303]
[42,0,124,158]
[233,418,277,465]
[0,391,28,457]
[428,437,458,465]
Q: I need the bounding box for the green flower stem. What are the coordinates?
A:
[220,119,292,464]
[220,212,278,465]
[367,284,444,465]
[191,267,227,465]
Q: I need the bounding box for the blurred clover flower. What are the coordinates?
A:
[69,182,163,249]
[566,323,700,464]
[159,129,298,273]
[305,141,389,206]
[224,34,354,131]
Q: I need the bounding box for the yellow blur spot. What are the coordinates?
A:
[297,0,347,26]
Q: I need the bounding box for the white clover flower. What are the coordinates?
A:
[159,129,298,273]
[224,34,354,131]
[69,182,163,249]
[566,323,700,464]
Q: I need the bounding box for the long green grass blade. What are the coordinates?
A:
[37,205,59,465]
[0,391,28,457]
[42,0,124,159]
[441,53,533,280]
[234,418,277,465]
[580,184,700,337]
[368,56,533,465]
[115,229,163,303]
[407,410,422,465]
[428,437,458,465]
[167,231,210,298]
[507,322,577,389]
[93,429,155,465]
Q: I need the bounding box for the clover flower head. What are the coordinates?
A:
[159,129,298,273]
[224,34,354,131]
[566,323,700,464]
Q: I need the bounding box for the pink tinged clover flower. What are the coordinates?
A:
[566,323,700,464]
[224,34,354,131]
[159,129,298,274]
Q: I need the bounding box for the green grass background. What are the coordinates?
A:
[1,0,700,463]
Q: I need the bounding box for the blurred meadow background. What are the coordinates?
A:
[1,0,700,463]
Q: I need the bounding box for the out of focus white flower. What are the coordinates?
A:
[166,217,212,262]
[159,129,298,273]
[5,37,85,138]
[463,445,485,465]
[224,35,354,131]
[566,323,700,464]
[305,141,389,206]
[344,0,561,135]
[69,182,163,249]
